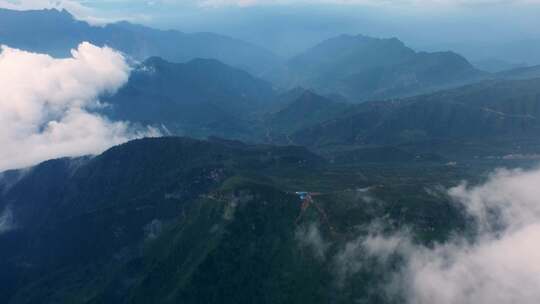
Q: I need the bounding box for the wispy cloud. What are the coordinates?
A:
[346,167,540,304]
[0,206,14,234]
[295,223,330,261]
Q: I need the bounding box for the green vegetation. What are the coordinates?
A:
[1,137,532,303]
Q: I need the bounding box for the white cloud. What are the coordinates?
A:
[4,0,539,11]
[0,42,158,172]
[397,168,540,304]
[352,167,540,304]
[401,226,540,304]
[2,0,540,26]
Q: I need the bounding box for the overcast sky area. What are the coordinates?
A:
[1,0,540,61]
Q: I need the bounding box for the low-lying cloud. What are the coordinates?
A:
[398,168,540,304]
[353,167,540,304]
[289,167,540,303]
[0,42,158,172]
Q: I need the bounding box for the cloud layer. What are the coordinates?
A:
[352,167,540,304]
[156,0,540,8]
[397,168,540,304]
[0,42,157,172]
[3,0,539,11]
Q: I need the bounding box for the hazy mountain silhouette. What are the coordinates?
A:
[0,8,281,76]
[275,34,483,101]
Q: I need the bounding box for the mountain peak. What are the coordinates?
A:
[329,34,406,46]
[0,8,280,75]
[287,33,479,101]
[297,89,328,102]
[0,7,75,19]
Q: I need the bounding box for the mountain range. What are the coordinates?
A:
[98,55,540,160]
[0,8,510,103]
[274,34,485,101]
[0,8,280,76]
[286,77,540,159]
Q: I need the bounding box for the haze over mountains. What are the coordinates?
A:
[2,4,540,304]
[0,8,519,103]
[280,34,484,101]
[425,39,540,70]
[289,78,540,158]
[0,8,280,76]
